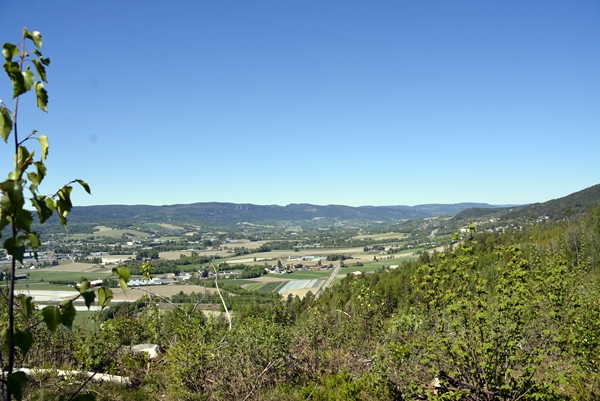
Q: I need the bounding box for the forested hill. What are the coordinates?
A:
[66,202,503,226]
[452,183,600,222]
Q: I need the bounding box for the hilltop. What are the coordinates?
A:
[452,183,600,223]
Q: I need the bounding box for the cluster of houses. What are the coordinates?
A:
[265,260,337,275]
[127,273,192,287]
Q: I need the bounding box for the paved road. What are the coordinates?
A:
[316,264,341,298]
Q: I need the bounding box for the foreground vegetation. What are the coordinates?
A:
[2,26,599,401]
[1,204,598,400]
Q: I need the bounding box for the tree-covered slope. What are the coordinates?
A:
[452,183,600,223]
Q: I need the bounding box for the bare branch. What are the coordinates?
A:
[212,255,232,330]
[241,360,275,401]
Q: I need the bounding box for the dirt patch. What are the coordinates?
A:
[223,240,269,249]
[250,275,289,283]
[43,263,110,273]
[158,223,184,230]
[111,284,220,302]
[281,288,319,299]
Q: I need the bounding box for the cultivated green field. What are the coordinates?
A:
[220,279,258,286]
[243,283,264,291]
[284,270,331,280]
[332,277,344,286]
[176,264,204,272]
[258,281,288,293]
[25,270,112,282]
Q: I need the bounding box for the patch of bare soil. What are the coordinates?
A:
[43,263,109,273]
[111,284,220,302]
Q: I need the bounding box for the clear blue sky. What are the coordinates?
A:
[1,1,598,207]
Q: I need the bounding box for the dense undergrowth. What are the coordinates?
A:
[5,205,600,400]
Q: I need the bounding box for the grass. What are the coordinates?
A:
[332,277,345,286]
[26,270,112,282]
[282,270,331,280]
[220,279,257,286]
[244,283,264,291]
[176,264,202,272]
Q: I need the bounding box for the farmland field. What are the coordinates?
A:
[283,270,331,280]
[258,281,288,293]
[26,269,112,282]
[71,226,151,239]
[352,232,408,240]
[277,279,322,294]
[243,282,265,291]
[220,279,258,286]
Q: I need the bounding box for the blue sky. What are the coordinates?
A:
[0,1,598,207]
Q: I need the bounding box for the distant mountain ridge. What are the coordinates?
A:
[66,201,506,226]
[57,184,600,228]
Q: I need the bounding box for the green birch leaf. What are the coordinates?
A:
[60,300,76,329]
[1,179,24,204]
[35,82,48,112]
[29,161,46,192]
[26,231,40,250]
[17,145,33,172]
[120,270,130,290]
[22,69,34,92]
[24,29,42,49]
[78,280,91,293]
[0,212,9,234]
[17,294,34,318]
[0,107,13,142]
[76,179,91,195]
[42,305,61,332]
[112,267,130,292]
[56,186,73,227]
[36,161,47,181]
[37,135,49,161]
[13,329,33,357]
[45,196,55,211]
[119,278,128,293]
[15,208,32,231]
[112,267,131,282]
[7,371,28,401]
[4,61,27,98]
[98,287,113,308]
[82,291,96,309]
[31,195,53,224]
[2,43,19,61]
[27,172,40,191]
[5,236,26,263]
[0,180,24,213]
[32,58,47,83]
